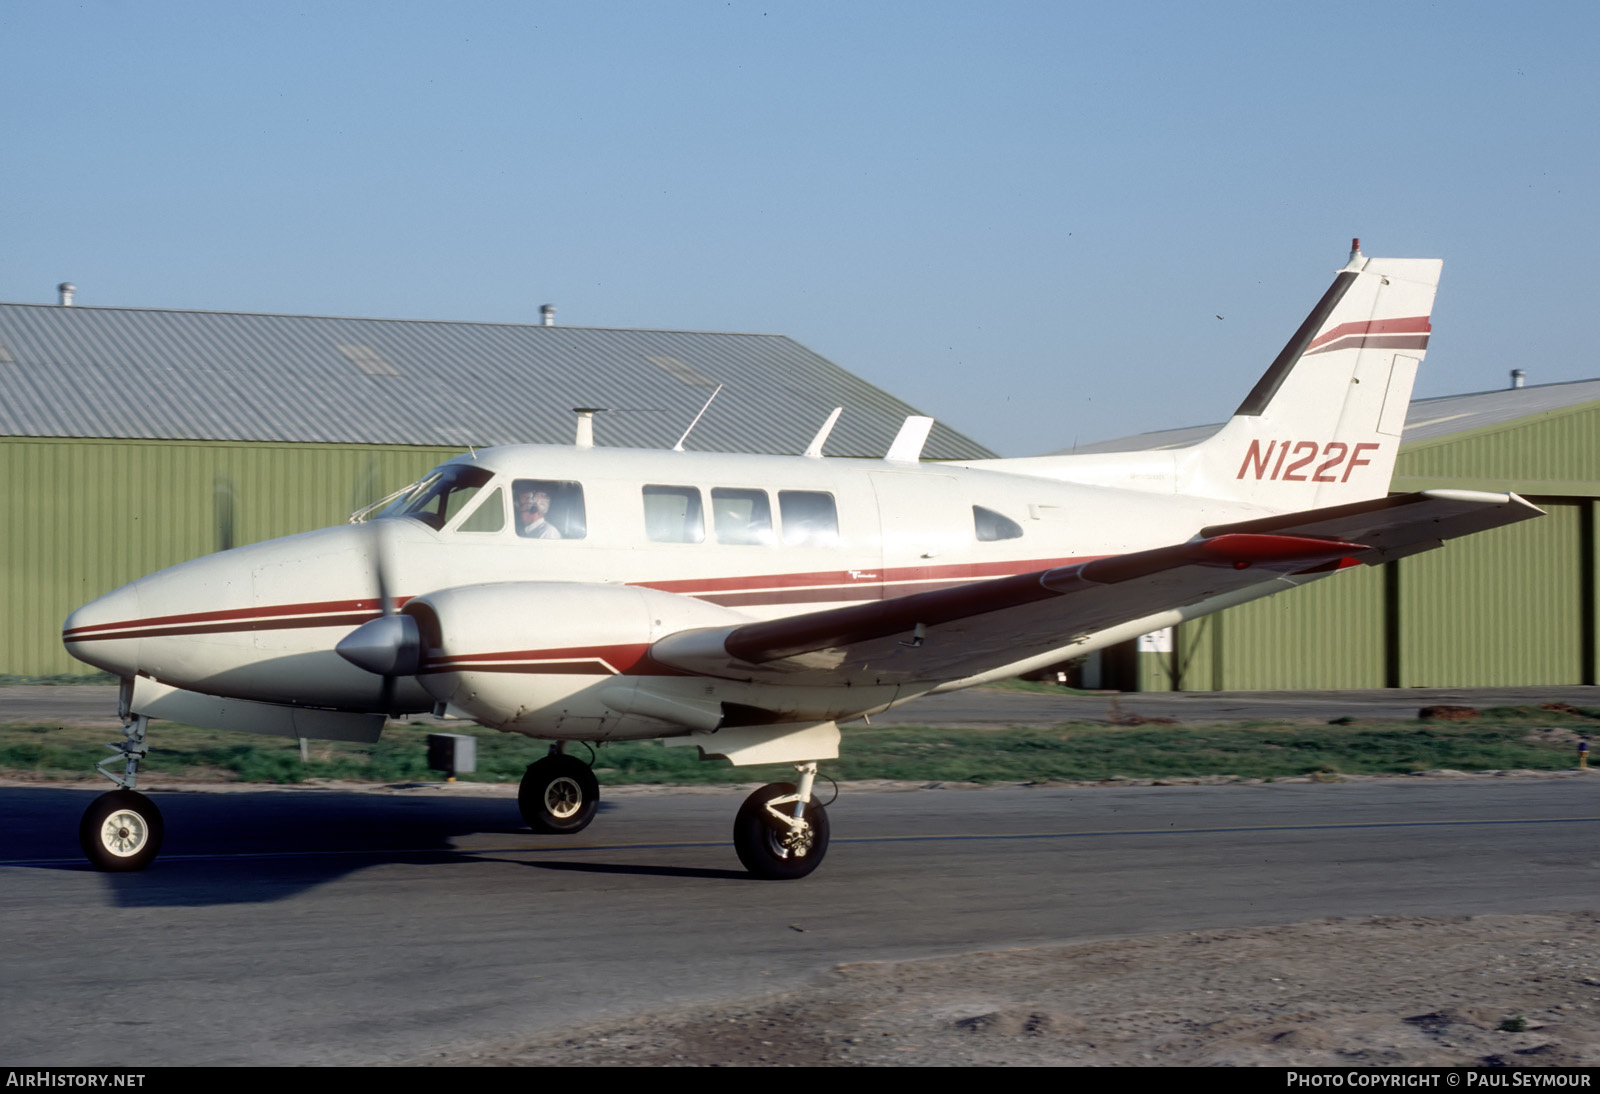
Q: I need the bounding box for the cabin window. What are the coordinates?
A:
[455,487,506,533]
[384,465,493,531]
[779,491,839,547]
[643,485,704,543]
[513,480,586,540]
[973,505,1024,541]
[711,488,775,546]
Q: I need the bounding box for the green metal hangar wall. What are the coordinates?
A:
[0,298,995,676]
[1084,378,1599,691]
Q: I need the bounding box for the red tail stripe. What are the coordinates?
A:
[1305,315,1431,353]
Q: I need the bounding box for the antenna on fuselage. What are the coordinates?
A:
[885,416,934,462]
[804,407,842,458]
[673,384,723,452]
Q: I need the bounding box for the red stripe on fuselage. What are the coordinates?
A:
[63,597,407,640]
[62,557,1100,645]
[67,612,385,644]
[634,555,1091,596]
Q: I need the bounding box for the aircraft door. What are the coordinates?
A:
[869,472,968,594]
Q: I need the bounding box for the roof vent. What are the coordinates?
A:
[1510,369,1526,389]
[540,304,556,327]
[57,282,76,307]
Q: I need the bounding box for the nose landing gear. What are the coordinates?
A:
[80,713,164,871]
[518,747,600,834]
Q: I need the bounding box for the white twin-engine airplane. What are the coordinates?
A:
[63,242,1540,879]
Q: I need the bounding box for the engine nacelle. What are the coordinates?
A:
[404,582,750,738]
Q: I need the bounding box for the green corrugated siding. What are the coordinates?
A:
[1136,567,1388,692]
[2,437,459,675]
[1396,500,1583,686]
[1392,401,1600,497]
[1214,567,1388,690]
[1135,617,1219,692]
[1590,500,1599,687]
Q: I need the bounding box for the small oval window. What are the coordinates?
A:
[973,505,1023,542]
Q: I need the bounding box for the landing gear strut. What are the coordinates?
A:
[79,713,164,871]
[518,747,599,834]
[733,762,830,880]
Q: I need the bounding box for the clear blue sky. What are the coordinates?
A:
[3,1,1595,456]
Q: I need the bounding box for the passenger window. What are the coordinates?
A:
[711,488,774,546]
[513,480,586,540]
[779,491,839,547]
[455,487,506,533]
[643,485,704,543]
[974,505,1024,541]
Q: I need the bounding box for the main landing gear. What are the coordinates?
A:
[80,714,164,872]
[518,747,600,834]
[517,748,833,879]
[733,762,831,880]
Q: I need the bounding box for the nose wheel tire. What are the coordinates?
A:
[518,755,600,834]
[79,789,164,872]
[734,782,830,880]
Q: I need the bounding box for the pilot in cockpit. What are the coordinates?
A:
[515,485,563,539]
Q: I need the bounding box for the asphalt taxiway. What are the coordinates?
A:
[2,775,1596,1065]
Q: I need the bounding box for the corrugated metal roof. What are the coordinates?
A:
[1052,378,1600,455]
[1397,377,1600,442]
[0,302,996,460]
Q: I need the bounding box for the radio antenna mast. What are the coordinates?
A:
[673,385,723,451]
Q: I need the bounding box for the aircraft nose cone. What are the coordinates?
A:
[336,614,422,676]
[62,582,143,677]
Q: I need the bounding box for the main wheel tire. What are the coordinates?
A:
[733,782,830,880]
[518,755,600,834]
[79,789,165,872]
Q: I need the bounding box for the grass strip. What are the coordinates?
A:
[0,715,1587,787]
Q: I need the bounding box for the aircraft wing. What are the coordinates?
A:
[648,490,1541,688]
[650,533,1361,687]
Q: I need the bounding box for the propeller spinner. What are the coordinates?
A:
[335,519,422,713]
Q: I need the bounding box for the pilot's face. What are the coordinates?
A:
[517,490,551,520]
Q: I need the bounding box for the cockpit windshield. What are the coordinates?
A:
[377,465,495,530]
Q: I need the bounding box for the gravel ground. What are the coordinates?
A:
[416,913,1600,1067]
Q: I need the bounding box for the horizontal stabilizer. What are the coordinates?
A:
[1199,489,1544,560]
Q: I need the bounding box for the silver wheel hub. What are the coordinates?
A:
[544,776,583,820]
[771,819,813,860]
[100,810,148,857]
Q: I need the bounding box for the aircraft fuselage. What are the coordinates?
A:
[64,443,1267,737]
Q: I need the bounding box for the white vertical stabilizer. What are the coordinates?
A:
[1191,249,1440,508]
[964,246,1442,513]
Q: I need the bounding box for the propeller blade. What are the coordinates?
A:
[348,518,412,715]
[368,519,396,616]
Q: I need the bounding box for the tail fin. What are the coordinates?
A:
[1186,243,1441,509]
